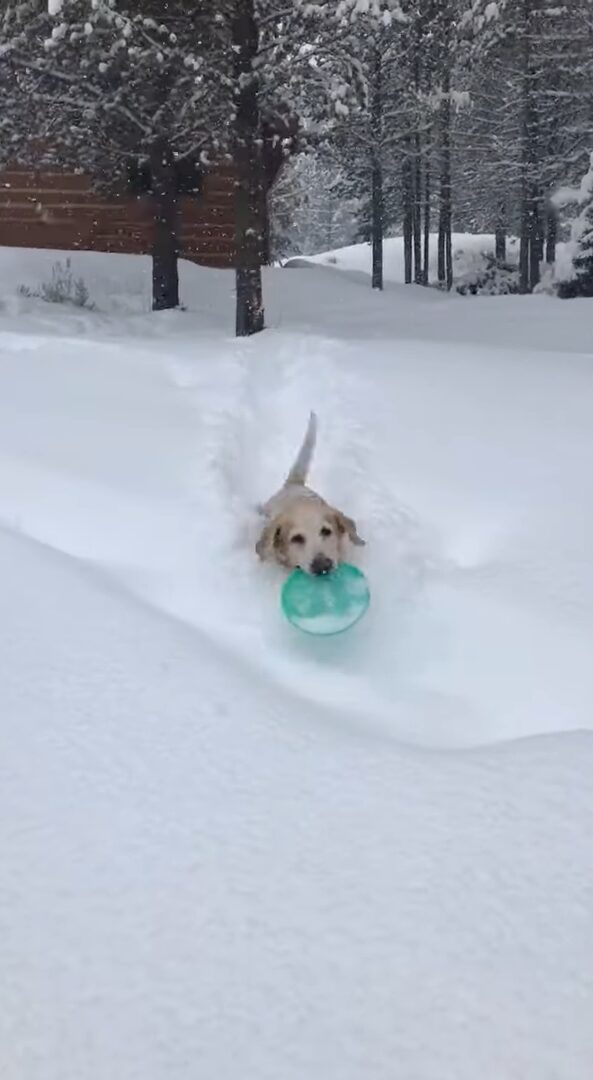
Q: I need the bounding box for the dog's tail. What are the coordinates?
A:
[284,411,317,487]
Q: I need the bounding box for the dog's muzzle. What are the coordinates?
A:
[310,554,334,576]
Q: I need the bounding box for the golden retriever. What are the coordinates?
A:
[256,412,365,575]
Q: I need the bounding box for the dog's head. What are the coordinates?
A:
[256,504,364,575]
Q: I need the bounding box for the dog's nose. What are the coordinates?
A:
[310,554,334,576]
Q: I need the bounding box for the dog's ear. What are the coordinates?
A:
[255,520,275,560]
[255,515,290,562]
[332,509,365,547]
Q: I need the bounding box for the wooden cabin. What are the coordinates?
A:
[0,161,238,268]
[0,116,295,268]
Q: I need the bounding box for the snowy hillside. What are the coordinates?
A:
[286,231,574,294]
[284,231,501,283]
[1,247,593,1080]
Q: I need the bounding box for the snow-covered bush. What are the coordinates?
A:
[555,153,593,299]
[533,264,557,296]
[18,259,95,309]
[454,249,520,296]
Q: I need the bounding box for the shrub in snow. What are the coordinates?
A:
[454,250,519,296]
[556,153,593,299]
[18,259,95,309]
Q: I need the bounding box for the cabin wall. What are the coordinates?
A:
[0,166,237,267]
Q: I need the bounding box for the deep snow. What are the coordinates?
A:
[285,230,502,283]
[288,231,578,294]
[1,246,593,1080]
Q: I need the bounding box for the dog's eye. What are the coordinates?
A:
[320,526,333,538]
[290,533,305,545]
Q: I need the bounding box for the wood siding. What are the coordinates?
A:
[0,166,237,267]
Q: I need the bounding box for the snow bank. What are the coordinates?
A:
[1,246,593,1080]
[285,232,502,283]
[3,253,593,746]
[286,232,582,295]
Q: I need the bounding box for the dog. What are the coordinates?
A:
[256,412,365,575]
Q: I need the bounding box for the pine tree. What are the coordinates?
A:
[324,11,406,290]
[232,0,265,335]
[230,0,360,333]
[557,152,593,298]
[280,1,421,288]
[461,0,593,291]
[231,0,407,329]
[0,28,34,167]
[453,55,516,260]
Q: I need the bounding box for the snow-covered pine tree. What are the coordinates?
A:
[352,7,409,291]
[313,6,406,290]
[382,0,466,289]
[461,0,537,290]
[460,0,593,291]
[432,0,463,290]
[275,0,465,290]
[227,0,347,334]
[230,0,407,330]
[453,49,517,261]
[273,0,593,294]
[529,1,593,266]
[279,0,439,289]
[231,0,265,336]
[557,152,593,298]
[0,20,34,168]
[2,0,228,310]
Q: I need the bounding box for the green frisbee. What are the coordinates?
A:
[281,562,370,636]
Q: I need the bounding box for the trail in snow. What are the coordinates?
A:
[1,252,593,746]
[2,247,593,1080]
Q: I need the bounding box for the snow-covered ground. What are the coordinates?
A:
[285,231,501,282]
[290,230,575,292]
[1,246,592,1080]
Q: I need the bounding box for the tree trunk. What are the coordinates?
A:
[437,9,453,291]
[261,189,271,266]
[519,184,531,294]
[446,225,453,290]
[371,156,383,291]
[150,139,179,311]
[518,0,541,293]
[233,0,264,337]
[518,42,532,295]
[413,134,422,284]
[495,226,506,263]
[520,182,541,296]
[326,194,334,251]
[546,206,557,265]
[530,187,543,288]
[495,200,506,262]
[412,21,423,284]
[422,160,430,285]
[437,109,452,290]
[402,148,413,285]
[370,46,383,291]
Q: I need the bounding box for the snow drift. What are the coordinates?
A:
[1,246,592,1080]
